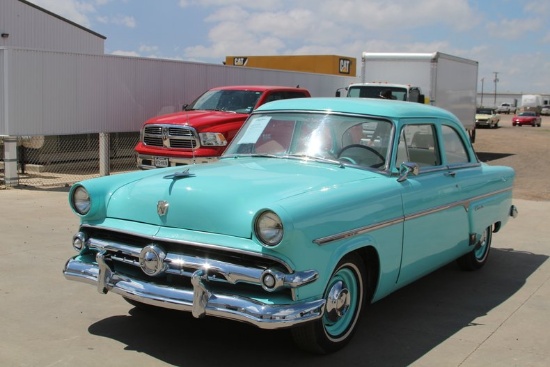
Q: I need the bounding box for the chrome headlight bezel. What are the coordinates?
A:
[71,185,91,215]
[255,210,284,247]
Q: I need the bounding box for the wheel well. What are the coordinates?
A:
[354,246,379,302]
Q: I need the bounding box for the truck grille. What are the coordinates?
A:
[143,124,199,149]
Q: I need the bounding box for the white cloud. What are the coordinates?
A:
[29,0,95,27]
[180,0,481,61]
[179,0,281,11]
[96,14,135,28]
[486,18,543,39]
[139,45,159,53]
[29,0,134,29]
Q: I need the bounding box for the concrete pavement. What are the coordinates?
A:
[0,187,548,366]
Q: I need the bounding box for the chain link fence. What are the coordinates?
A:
[1,132,139,189]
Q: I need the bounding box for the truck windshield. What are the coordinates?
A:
[186,90,262,113]
[347,86,408,101]
[223,112,393,170]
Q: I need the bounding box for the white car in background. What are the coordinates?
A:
[541,105,550,116]
[475,108,500,128]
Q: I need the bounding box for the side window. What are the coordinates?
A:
[396,124,440,167]
[441,125,469,164]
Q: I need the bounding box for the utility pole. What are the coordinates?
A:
[481,78,485,107]
[493,72,499,106]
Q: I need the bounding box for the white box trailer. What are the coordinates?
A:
[338,52,479,141]
[520,94,543,114]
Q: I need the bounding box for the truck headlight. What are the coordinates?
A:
[199,132,227,146]
[71,186,91,215]
[255,210,284,247]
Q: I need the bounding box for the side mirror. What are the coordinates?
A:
[182,104,189,111]
[397,162,419,182]
[335,90,341,97]
[418,94,426,104]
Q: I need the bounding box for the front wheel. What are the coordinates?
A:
[291,253,368,354]
[457,226,492,271]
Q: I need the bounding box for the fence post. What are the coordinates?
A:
[99,132,110,176]
[3,136,19,187]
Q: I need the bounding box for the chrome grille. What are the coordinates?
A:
[142,124,199,149]
[80,226,293,298]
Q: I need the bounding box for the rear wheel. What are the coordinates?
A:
[291,253,368,354]
[457,226,492,271]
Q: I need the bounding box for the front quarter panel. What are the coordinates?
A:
[271,176,405,301]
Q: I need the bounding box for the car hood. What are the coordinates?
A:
[145,109,248,129]
[513,115,536,120]
[475,114,492,119]
[104,159,378,238]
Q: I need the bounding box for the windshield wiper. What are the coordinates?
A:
[285,154,344,166]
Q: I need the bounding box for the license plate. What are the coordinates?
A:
[154,157,169,168]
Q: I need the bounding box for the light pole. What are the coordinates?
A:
[493,72,499,106]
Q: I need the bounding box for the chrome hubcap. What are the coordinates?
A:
[325,280,351,322]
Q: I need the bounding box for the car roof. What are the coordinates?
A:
[255,97,458,120]
[209,85,309,92]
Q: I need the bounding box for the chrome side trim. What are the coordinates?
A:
[314,217,403,245]
[314,186,513,246]
[63,257,324,329]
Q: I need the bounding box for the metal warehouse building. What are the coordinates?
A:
[0,0,355,188]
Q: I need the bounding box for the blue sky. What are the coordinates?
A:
[28,0,550,94]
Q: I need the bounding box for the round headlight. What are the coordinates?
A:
[255,210,284,247]
[72,186,91,215]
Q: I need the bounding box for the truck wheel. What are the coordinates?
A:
[457,226,492,271]
[291,253,367,354]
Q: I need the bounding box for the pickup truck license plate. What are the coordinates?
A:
[154,157,169,168]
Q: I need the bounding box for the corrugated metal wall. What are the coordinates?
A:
[0,0,105,54]
[0,48,356,136]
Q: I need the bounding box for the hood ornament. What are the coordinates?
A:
[163,168,195,180]
[157,200,169,216]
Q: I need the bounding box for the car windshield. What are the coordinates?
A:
[186,90,262,113]
[519,112,536,116]
[222,112,393,170]
[477,108,493,114]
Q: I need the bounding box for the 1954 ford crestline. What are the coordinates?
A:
[63,97,517,354]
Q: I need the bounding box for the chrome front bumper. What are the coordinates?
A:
[63,254,325,329]
[137,154,219,170]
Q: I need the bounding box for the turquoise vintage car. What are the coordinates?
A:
[64,98,517,354]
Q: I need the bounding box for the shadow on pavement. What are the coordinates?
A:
[88,247,547,367]
[476,151,515,162]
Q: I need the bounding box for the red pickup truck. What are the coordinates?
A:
[135,85,311,169]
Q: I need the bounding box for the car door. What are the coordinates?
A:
[395,122,471,286]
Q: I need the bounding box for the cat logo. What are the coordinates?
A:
[233,57,248,66]
[339,58,351,74]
